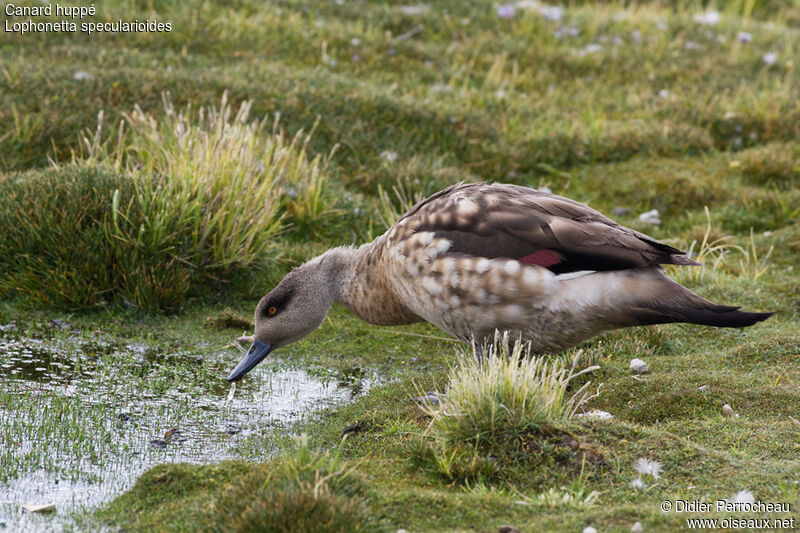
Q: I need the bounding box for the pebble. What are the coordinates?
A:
[413,392,443,406]
[630,358,648,374]
[577,409,614,419]
[22,503,55,513]
[631,522,643,533]
[722,404,734,417]
[637,209,661,225]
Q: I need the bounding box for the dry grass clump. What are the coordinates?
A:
[422,332,600,443]
[1,94,333,311]
[112,93,286,272]
[669,207,773,285]
[410,332,601,484]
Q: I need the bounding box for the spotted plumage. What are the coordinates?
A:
[227,182,772,381]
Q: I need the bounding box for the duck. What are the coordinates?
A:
[228,182,772,381]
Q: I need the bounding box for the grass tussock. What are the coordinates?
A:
[0,165,132,308]
[737,142,800,187]
[411,332,601,485]
[108,92,287,273]
[421,332,601,444]
[104,434,374,533]
[209,434,371,533]
[0,94,334,311]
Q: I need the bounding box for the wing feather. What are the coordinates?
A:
[395,182,697,273]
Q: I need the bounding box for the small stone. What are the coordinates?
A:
[379,150,398,162]
[51,319,71,330]
[637,209,661,225]
[164,427,185,443]
[496,4,515,19]
[342,422,367,436]
[583,44,603,55]
[413,392,443,406]
[631,522,643,533]
[539,5,564,22]
[693,10,720,26]
[583,527,597,533]
[498,526,520,533]
[611,207,631,216]
[577,409,614,419]
[396,5,427,16]
[22,503,55,513]
[722,404,734,417]
[630,358,648,374]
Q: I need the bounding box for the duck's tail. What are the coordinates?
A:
[615,269,773,328]
[631,303,773,328]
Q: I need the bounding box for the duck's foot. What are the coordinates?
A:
[413,391,445,407]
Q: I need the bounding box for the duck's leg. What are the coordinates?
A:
[473,340,496,365]
[474,342,485,365]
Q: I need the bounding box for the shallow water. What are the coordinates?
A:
[0,328,369,532]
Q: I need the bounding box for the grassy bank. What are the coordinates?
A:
[1,0,798,531]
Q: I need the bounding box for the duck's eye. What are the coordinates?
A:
[268,306,278,315]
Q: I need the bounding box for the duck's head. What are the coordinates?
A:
[227,259,338,382]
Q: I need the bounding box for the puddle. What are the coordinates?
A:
[0,334,371,532]
[0,337,77,382]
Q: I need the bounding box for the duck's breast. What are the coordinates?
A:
[384,229,556,341]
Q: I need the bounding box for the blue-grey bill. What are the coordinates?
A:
[227,339,273,382]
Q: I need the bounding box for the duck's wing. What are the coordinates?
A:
[396,182,698,274]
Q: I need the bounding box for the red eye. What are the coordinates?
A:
[268,306,277,315]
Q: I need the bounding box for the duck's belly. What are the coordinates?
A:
[421,301,615,354]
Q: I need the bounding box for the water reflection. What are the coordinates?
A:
[0,333,370,532]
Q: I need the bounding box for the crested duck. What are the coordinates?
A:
[228,182,772,381]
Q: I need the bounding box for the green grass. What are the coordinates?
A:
[1,0,799,531]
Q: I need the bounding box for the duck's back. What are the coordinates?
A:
[386,182,696,274]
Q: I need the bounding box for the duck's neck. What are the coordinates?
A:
[312,240,420,326]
